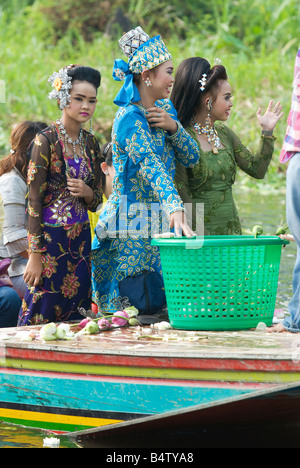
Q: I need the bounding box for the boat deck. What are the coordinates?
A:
[0,322,299,360]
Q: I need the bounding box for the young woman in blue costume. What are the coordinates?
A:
[91,27,200,314]
[18,65,103,325]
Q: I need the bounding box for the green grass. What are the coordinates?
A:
[0,0,298,188]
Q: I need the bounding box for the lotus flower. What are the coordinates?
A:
[78,317,92,329]
[55,323,71,339]
[98,318,112,329]
[40,323,57,341]
[84,321,99,334]
[154,321,171,331]
[129,317,140,326]
[112,311,129,327]
[124,306,139,318]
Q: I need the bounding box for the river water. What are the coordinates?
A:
[0,187,297,448]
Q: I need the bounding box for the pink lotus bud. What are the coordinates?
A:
[98,318,112,329]
[78,317,92,329]
[111,310,129,327]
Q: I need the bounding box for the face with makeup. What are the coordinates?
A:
[208,80,233,123]
[63,80,98,126]
[146,60,175,101]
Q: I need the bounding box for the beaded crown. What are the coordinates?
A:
[118,26,172,74]
[118,26,150,58]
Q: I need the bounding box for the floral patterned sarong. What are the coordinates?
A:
[18,221,91,325]
[18,122,103,326]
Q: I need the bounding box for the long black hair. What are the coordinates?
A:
[67,65,101,90]
[171,57,228,127]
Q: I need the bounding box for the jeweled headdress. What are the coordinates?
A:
[48,66,73,110]
[112,26,172,107]
[118,26,150,59]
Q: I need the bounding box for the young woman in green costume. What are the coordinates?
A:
[171,57,283,235]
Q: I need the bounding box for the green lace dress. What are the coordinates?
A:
[174,124,275,235]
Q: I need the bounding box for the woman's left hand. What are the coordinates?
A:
[257,100,284,131]
[146,107,178,134]
[67,177,94,204]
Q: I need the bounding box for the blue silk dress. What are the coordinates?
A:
[91,99,200,313]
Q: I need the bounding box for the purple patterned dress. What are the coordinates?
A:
[18,122,103,325]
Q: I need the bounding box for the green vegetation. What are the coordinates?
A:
[0,0,298,188]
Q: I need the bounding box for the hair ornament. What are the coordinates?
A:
[48,67,73,110]
[199,73,207,91]
[103,142,112,157]
[214,58,222,65]
[10,149,15,154]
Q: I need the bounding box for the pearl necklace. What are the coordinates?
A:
[193,121,221,154]
[57,119,84,163]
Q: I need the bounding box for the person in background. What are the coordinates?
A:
[92,27,200,314]
[88,141,115,241]
[269,47,300,333]
[171,57,283,235]
[0,120,47,299]
[0,195,22,327]
[18,64,104,326]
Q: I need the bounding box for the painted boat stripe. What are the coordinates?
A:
[0,366,269,389]
[0,359,300,383]
[0,407,123,427]
[1,357,300,383]
[5,347,300,372]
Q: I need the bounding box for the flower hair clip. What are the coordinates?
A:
[48,67,73,110]
[199,73,207,91]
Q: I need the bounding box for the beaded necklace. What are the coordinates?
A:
[193,121,221,154]
[57,119,84,163]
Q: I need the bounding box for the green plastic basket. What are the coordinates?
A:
[151,236,289,331]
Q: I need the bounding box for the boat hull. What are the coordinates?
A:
[1,325,300,432]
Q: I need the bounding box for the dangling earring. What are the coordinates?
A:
[205,99,213,127]
[89,118,93,133]
[145,77,152,87]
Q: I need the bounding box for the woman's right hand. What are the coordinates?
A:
[146,107,178,134]
[23,252,43,287]
[257,100,283,131]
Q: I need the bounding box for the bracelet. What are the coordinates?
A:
[261,129,273,137]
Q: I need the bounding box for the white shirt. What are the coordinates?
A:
[0,168,28,277]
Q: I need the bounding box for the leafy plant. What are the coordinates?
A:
[0,0,298,187]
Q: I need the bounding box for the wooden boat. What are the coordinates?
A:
[1,320,300,435]
[70,381,300,448]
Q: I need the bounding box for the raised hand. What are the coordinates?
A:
[257,100,284,131]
